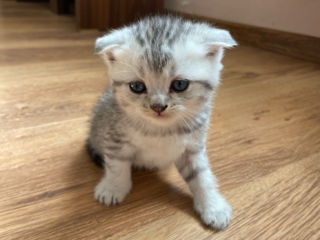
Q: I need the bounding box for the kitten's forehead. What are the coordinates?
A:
[133,16,188,73]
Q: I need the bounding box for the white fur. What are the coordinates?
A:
[130,133,185,169]
[95,159,132,206]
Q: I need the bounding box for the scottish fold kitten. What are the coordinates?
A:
[87,16,237,230]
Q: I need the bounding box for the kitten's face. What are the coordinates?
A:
[108,47,223,126]
[95,17,236,127]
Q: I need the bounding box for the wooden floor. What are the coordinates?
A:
[1,1,320,239]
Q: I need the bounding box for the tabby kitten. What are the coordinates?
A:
[87,16,237,230]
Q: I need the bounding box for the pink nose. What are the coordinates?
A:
[150,104,168,114]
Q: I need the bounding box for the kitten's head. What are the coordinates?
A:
[95,16,236,128]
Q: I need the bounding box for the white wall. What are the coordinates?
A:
[165,0,320,38]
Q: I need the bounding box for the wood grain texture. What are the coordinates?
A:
[171,11,320,65]
[0,1,320,240]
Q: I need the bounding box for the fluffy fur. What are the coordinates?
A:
[87,16,237,230]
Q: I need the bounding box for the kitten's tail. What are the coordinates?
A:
[86,140,104,168]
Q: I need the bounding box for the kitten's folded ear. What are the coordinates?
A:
[205,28,237,56]
[94,29,129,63]
[207,28,237,48]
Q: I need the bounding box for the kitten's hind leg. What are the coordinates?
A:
[95,157,132,206]
[175,148,232,230]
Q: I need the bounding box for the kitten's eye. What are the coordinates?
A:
[170,79,189,92]
[129,81,146,94]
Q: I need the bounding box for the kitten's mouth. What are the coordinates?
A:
[149,112,170,120]
[143,110,173,122]
[154,113,167,118]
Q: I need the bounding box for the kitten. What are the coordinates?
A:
[87,16,237,230]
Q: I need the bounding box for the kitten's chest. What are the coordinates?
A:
[131,134,186,169]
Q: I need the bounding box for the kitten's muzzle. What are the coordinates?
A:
[150,104,168,114]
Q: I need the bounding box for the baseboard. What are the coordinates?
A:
[170,11,320,64]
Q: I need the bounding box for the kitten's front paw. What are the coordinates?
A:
[94,179,131,206]
[195,195,232,230]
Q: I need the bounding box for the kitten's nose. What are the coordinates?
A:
[150,104,168,114]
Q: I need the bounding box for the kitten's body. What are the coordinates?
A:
[87,16,236,230]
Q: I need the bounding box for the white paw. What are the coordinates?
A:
[194,195,232,230]
[94,178,131,206]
